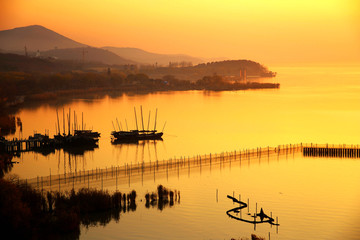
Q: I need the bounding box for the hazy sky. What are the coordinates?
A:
[1,0,359,65]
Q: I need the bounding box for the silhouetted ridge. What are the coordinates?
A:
[0,25,87,52]
[102,46,204,65]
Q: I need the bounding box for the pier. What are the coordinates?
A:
[3,138,52,153]
[303,144,360,158]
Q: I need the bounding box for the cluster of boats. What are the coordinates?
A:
[56,107,164,145]
[0,107,164,155]
[54,129,101,147]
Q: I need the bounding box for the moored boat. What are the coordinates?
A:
[111,106,164,143]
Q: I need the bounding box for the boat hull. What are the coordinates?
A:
[111,131,163,143]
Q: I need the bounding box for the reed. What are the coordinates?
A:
[0,177,138,238]
[145,185,180,210]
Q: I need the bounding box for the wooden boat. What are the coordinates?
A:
[111,130,163,142]
[74,129,101,138]
[111,107,164,143]
[54,109,100,147]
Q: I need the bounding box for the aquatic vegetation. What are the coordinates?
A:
[230,234,265,240]
[145,184,180,210]
[0,177,137,239]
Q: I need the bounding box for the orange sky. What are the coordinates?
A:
[1,0,359,65]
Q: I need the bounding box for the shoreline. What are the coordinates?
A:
[1,81,280,115]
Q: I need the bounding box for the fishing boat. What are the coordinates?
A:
[111,107,165,143]
[112,130,163,142]
[54,109,100,147]
[74,129,101,138]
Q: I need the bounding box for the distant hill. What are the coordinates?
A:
[0,25,87,52]
[102,47,204,66]
[0,25,206,67]
[140,60,276,81]
[0,25,136,65]
[41,47,136,65]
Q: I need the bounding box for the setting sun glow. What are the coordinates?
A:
[1,0,359,64]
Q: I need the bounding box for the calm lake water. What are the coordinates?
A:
[5,66,360,239]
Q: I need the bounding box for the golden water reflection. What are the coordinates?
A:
[7,66,360,180]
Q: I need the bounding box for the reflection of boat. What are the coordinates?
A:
[64,134,99,146]
[111,106,164,143]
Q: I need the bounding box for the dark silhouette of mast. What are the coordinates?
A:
[134,107,139,131]
[147,111,151,131]
[56,109,60,135]
[63,108,65,135]
[154,108,158,131]
[140,106,145,131]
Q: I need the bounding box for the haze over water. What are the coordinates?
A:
[3,66,359,239]
[1,0,360,239]
[8,66,360,179]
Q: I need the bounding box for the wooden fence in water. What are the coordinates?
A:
[22,143,359,192]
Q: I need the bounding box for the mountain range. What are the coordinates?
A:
[102,46,203,66]
[0,25,204,66]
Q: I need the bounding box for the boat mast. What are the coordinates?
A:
[140,105,145,132]
[125,118,129,131]
[147,111,151,131]
[154,108,158,132]
[74,110,76,132]
[82,112,83,131]
[112,121,116,131]
[56,109,60,135]
[116,118,121,131]
[68,108,71,136]
[162,121,167,133]
[63,108,65,135]
[134,107,139,131]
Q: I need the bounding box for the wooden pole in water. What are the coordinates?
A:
[256,202,257,218]
[140,105,145,131]
[154,108,158,131]
[134,107,139,131]
[49,168,51,191]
